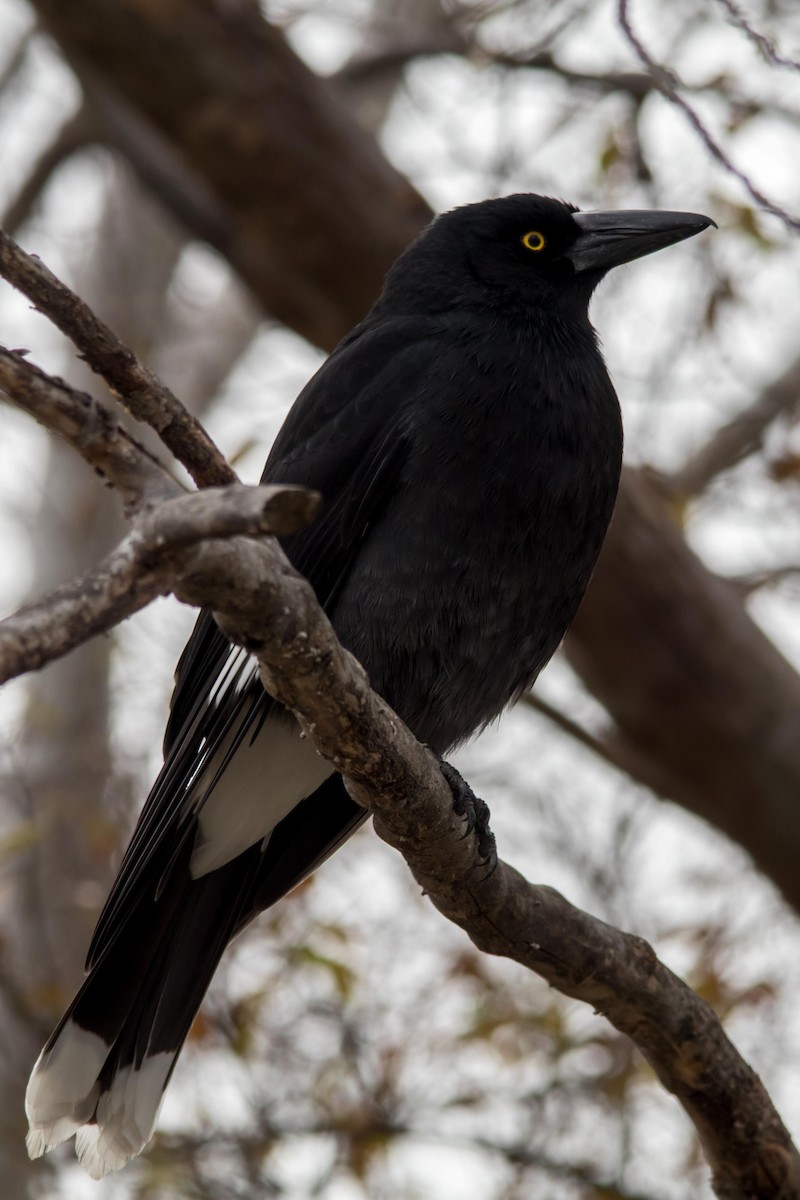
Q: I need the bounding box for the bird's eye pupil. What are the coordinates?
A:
[522,230,546,252]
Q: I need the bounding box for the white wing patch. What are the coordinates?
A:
[190,712,333,877]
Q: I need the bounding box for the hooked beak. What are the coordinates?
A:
[565,208,716,273]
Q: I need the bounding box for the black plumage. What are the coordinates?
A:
[25,194,713,1176]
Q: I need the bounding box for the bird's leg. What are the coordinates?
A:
[437,757,497,877]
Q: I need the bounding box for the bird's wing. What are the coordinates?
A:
[163,314,425,747]
[86,322,434,970]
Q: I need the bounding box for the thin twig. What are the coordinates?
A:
[521,691,643,780]
[715,0,800,73]
[0,227,237,487]
[492,49,658,99]
[0,347,174,512]
[671,353,800,497]
[617,0,800,232]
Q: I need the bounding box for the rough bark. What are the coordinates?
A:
[0,225,234,489]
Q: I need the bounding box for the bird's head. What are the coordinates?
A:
[380,194,714,315]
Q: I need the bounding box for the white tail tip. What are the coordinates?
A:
[25,1022,107,1158]
[26,1021,172,1178]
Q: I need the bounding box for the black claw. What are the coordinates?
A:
[437,757,498,877]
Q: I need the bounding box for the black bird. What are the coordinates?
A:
[25,194,713,1176]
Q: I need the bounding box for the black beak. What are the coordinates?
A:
[565,209,716,273]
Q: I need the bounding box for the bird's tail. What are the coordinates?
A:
[25,843,260,1179]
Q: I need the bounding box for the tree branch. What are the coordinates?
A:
[521,690,650,782]
[0,105,96,235]
[0,482,319,685]
[489,48,659,99]
[1,316,798,1200]
[29,0,431,350]
[0,347,173,511]
[670,353,800,498]
[617,0,800,231]
[79,71,241,259]
[0,346,317,532]
[0,346,318,681]
[568,466,800,914]
[0,228,236,488]
[715,0,800,73]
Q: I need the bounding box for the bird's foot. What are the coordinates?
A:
[437,758,497,877]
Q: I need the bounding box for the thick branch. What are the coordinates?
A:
[0,344,318,678]
[80,72,239,267]
[0,228,235,488]
[29,0,431,350]
[0,484,319,684]
[1,346,796,1199]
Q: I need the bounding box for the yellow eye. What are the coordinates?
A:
[521,230,546,252]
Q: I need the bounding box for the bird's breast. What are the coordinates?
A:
[332,335,622,752]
